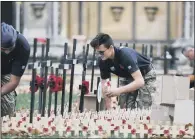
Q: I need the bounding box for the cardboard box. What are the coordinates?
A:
[151,104,174,122]
[174,100,194,124]
[160,75,190,105]
[82,94,105,111]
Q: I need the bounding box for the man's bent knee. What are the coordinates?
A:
[1,92,16,117]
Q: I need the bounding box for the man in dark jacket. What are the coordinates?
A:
[1,22,30,117]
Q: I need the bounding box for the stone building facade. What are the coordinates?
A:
[60,2,186,43]
[17,2,193,46]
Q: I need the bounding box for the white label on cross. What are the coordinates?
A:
[73,59,77,64]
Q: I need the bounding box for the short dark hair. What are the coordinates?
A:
[181,46,193,54]
[90,33,114,49]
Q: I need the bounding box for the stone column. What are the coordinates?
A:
[23,2,49,39]
[61,2,68,38]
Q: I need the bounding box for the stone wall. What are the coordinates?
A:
[60,2,184,41]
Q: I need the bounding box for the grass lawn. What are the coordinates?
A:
[15,91,79,111]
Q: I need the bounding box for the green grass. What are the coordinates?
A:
[15,91,79,111]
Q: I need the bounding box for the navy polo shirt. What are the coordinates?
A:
[99,46,151,79]
[1,33,30,77]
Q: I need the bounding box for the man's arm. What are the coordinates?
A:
[117,48,144,94]
[101,79,112,109]
[98,57,112,109]
[117,70,145,94]
[1,74,21,96]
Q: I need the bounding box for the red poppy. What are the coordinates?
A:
[51,126,56,131]
[179,130,185,135]
[144,124,148,130]
[27,127,32,133]
[164,130,169,135]
[122,119,126,124]
[66,126,71,132]
[37,117,41,121]
[22,117,26,121]
[48,121,52,126]
[107,81,111,86]
[148,128,153,134]
[146,116,150,120]
[98,126,103,131]
[43,128,49,132]
[17,120,22,127]
[131,128,136,134]
[114,126,119,131]
[128,124,132,129]
[82,126,88,131]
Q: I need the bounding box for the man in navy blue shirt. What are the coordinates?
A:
[1,22,30,117]
[90,33,157,110]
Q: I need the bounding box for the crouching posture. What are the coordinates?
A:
[1,22,30,117]
[90,33,157,110]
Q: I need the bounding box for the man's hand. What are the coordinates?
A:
[105,87,121,97]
